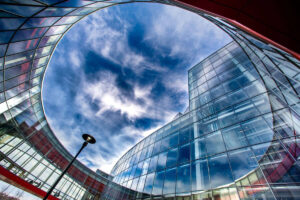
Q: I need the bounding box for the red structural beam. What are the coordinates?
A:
[0,166,59,200]
[175,0,300,60]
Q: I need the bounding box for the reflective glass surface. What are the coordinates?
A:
[0,1,299,200]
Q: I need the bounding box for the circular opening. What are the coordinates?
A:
[43,3,231,173]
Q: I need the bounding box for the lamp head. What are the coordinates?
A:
[82,134,96,144]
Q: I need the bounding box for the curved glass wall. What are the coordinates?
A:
[103,41,300,199]
[0,0,299,200]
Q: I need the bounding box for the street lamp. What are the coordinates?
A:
[43,134,96,200]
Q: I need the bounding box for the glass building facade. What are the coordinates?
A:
[102,41,300,199]
[0,0,299,200]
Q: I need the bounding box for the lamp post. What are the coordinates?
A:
[43,134,96,200]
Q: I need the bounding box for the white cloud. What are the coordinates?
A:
[74,9,168,76]
[77,70,178,121]
[69,50,81,68]
[146,4,231,65]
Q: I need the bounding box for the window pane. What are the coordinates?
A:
[234,100,260,121]
[176,164,191,193]
[142,158,150,175]
[137,175,146,192]
[205,131,226,156]
[179,126,191,144]
[228,148,258,181]
[160,136,169,152]
[169,132,178,148]
[152,171,165,195]
[191,137,206,160]
[44,25,70,36]
[22,17,59,28]
[0,31,13,44]
[156,152,167,171]
[143,172,155,194]
[191,159,210,191]
[241,117,274,145]
[7,39,39,55]
[178,143,190,164]
[163,168,176,194]
[152,140,161,156]
[131,177,139,190]
[146,144,154,158]
[208,154,234,188]
[166,148,178,168]
[222,125,248,150]
[148,155,158,173]
[13,27,48,42]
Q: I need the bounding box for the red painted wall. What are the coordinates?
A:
[175,0,300,59]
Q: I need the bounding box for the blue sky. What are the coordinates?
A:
[43,2,231,173]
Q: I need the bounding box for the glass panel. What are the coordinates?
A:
[22,17,59,28]
[0,18,25,30]
[234,100,260,122]
[131,177,139,190]
[176,164,191,193]
[134,162,143,178]
[208,153,234,188]
[148,155,158,173]
[169,132,179,148]
[192,191,213,200]
[222,124,248,150]
[163,167,176,195]
[55,16,81,25]
[191,159,210,191]
[0,5,43,17]
[152,140,161,156]
[152,170,165,195]
[7,39,39,55]
[13,27,48,42]
[37,7,74,17]
[143,172,155,194]
[142,158,150,175]
[166,148,178,168]
[228,148,258,181]
[161,136,170,152]
[39,35,61,47]
[241,117,274,145]
[205,131,226,156]
[191,137,206,160]
[179,127,191,144]
[137,175,146,192]
[0,31,13,44]
[5,63,31,80]
[44,25,70,36]
[156,151,167,172]
[178,143,190,164]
